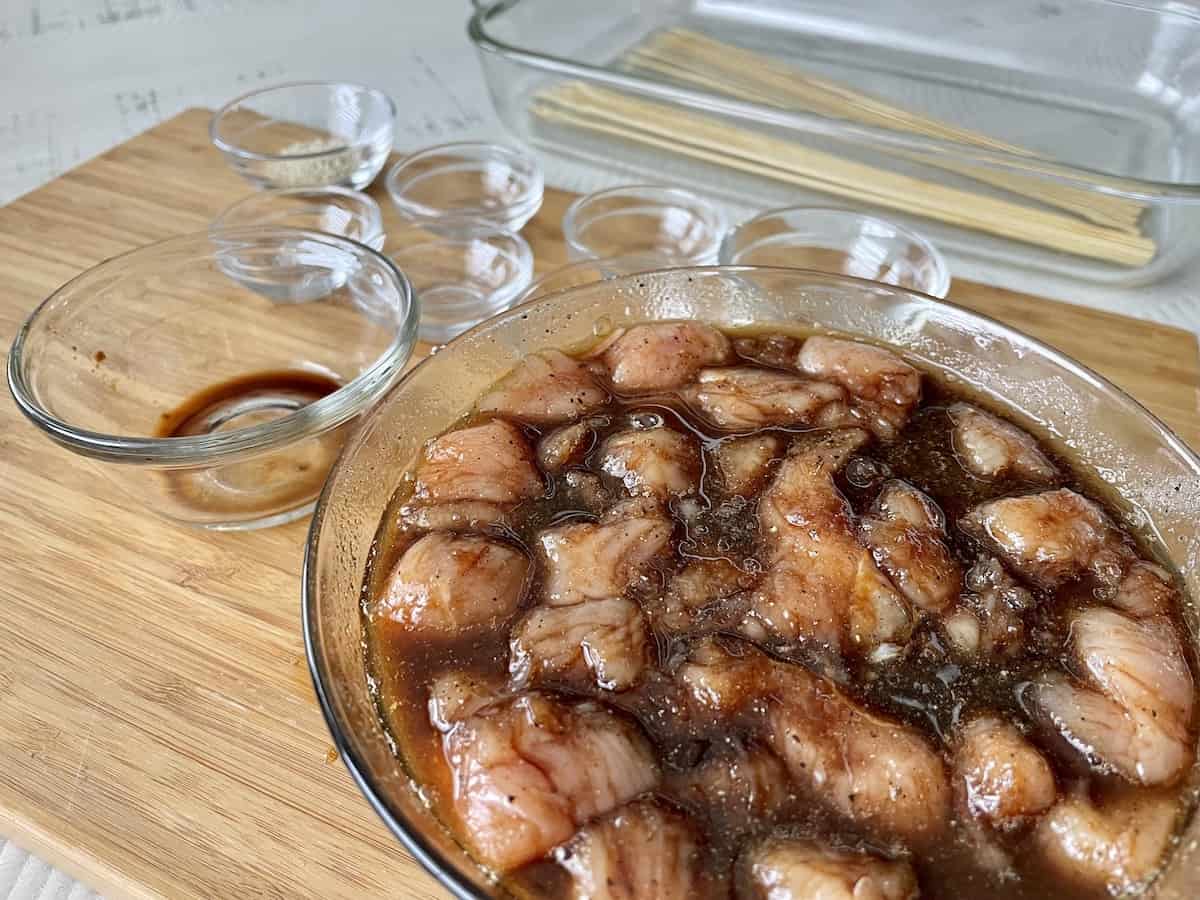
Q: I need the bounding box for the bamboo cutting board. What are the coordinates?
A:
[0,109,1198,900]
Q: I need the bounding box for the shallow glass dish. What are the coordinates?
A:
[304,266,1200,900]
[519,252,663,302]
[210,82,395,190]
[469,0,1200,286]
[384,141,544,232]
[721,207,950,298]
[388,223,533,343]
[562,185,725,264]
[212,187,385,251]
[7,227,417,530]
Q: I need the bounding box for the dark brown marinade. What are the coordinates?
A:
[361,326,1198,900]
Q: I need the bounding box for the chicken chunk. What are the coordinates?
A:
[599,426,700,499]
[948,403,1057,481]
[397,500,509,531]
[679,639,949,843]
[669,738,795,827]
[742,837,919,900]
[538,507,673,606]
[442,693,658,871]
[954,716,1056,828]
[373,533,529,634]
[714,433,784,496]
[860,480,962,613]
[556,800,710,900]
[744,430,913,653]
[960,488,1132,589]
[1035,788,1179,895]
[1031,609,1193,785]
[413,419,543,507]
[797,336,921,440]
[941,558,1031,659]
[428,670,505,732]
[651,558,757,636]
[477,349,608,425]
[1111,561,1176,618]
[537,417,606,473]
[604,322,734,391]
[680,367,851,431]
[509,596,649,692]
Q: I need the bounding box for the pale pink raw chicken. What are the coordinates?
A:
[797,336,921,440]
[477,349,609,425]
[742,836,919,900]
[954,715,1056,828]
[680,367,851,431]
[948,402,1058,481]
[413,418,543,508]
[599,426,700,499]
[603,322,734,391]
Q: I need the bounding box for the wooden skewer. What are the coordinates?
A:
[623,29,1146,233]
[533,83,1156,266]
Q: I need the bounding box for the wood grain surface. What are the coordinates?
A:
[0,108,1197,900]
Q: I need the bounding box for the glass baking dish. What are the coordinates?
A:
[469,0,1200,286]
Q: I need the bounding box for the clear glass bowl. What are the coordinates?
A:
[519,252,663,302]
[561,184,726,264]
[384,141,544,232]
[304,267,1200,900]
[212,187,385,251]
[720,207,951,298]
[6,227,418,530]
[387,223,532,343]
[210,82,396,190]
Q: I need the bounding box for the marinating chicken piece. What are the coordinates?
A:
[1031,609,1193,785]
[373,533,529,634]
[651,558,757,635]
[797,336,921,440]
[960,488,1133,589]
[397,499,509,531]
[413,419,543,507]
[669,737,795,827]
[1035,787,1180,895]
[860,480,962,613]
[442,692,658,871]
[714,433,784,495]
[680,367,851,430]
[603,322,734,391]
[941,558,1031,658]
[744,430,913,653]
[509,596,649,691]
[556,800,711,900]
[538,507,673,605]
[537,417,606,473]
[1111,561,1176,618]
[948,403,1057,481]
[742,837,919,900]
[428,670,506,732]
[954,716,1056,828]
[599,426,700,499]
[679,639,950,842]
[477,349,608,425]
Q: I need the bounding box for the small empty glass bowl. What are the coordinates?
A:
[562,185,726,264]
[388,223,532,343]
[720,207,951,298]
[212,187,385,251]
[210,82,396,190]
[520,253,663,302]
[385,142,544,232]
[6,227,417,530]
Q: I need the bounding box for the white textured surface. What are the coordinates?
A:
[2,2,1199,898]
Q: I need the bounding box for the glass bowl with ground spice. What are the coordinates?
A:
[6,227,417,529]
[210,82,396,190]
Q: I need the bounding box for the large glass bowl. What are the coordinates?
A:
[303,267,1200,899]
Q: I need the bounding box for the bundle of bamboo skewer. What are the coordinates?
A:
[531,29,1156,267]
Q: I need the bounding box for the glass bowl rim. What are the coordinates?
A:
[6,225,418,466]
[561,183,728,262]
[212,186,386,245]
[209,80,398,163]
[720,205,952,298]
[384,140,545,223]
[303,264,1200,900]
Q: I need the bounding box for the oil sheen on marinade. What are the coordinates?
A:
[361,324,1198,900]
